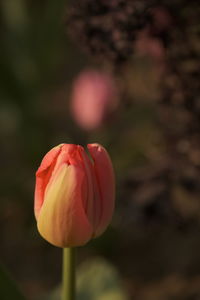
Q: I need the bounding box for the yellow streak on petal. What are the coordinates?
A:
[37,164,92,247]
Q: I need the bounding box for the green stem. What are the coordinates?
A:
[62,248,75,300]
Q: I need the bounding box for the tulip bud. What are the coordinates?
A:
[34,143,115,247]
[70,70,118,130]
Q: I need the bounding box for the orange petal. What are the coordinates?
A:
[78,146,101,231]
[37,164,93,247]
[87,144,115,236]
[34,144,63,219]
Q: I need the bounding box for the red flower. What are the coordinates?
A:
[34,143,115,247]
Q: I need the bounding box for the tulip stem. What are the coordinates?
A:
[62,247,75,300]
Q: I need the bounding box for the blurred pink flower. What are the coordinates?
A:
[70,70,118,130]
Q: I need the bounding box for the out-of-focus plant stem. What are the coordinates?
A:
[62,248,75,300]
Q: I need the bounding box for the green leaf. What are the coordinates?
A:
[0,263,26,300]
[38,257,129,300]
[77,258,128,300]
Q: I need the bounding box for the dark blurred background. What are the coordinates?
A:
[1,0,200,299]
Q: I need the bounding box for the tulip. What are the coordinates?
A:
[34,143,115,247]
[70,70,118,130]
